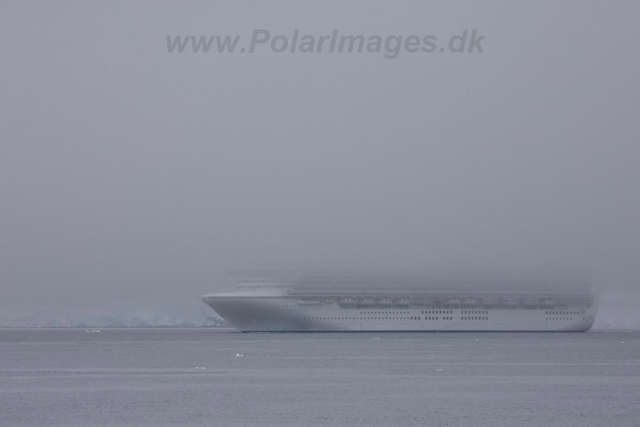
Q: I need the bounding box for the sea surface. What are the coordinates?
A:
[0,328,639,427]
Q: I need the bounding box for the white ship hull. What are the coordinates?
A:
[203,293,597,332]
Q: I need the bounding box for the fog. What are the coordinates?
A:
[1,2,639,327]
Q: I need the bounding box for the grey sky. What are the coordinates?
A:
[1,1,639,318]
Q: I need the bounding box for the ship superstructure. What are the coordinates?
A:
[202,273,598,332]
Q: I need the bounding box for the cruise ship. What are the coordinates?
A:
[202,273,598,332]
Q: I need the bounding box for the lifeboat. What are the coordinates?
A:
[443,298,461,306]
[502,297,519,306]
[541,298,555,307]
[462,298,477,306]
[338,297,356,307]
[396,298,411,306]
[378,298,393,306]
[358,298,375,306]
[524,298,539,307]
[298,299,321,305]
[481,298,498,306]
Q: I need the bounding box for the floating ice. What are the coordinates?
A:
[236,353,244,357]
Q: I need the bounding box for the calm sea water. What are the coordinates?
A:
[1,328,639,427]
